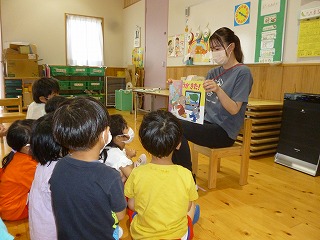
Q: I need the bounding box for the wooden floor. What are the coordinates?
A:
[2,108,320,240]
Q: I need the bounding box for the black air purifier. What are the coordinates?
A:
[275,93,320,176]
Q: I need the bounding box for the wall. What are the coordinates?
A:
[122,0,145,67]
[165,0,320,66]
[1,0,124,67]
[2,0,320,68]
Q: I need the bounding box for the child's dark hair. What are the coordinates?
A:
[1,119,35,169]
[45,95,70,113]
[139,110,182,158]
[100,114,127,162]
[31,113,68,165]
[109,114,128,146]
[32,77,60,103]
[209,27,244,63]
[53,96,109,151]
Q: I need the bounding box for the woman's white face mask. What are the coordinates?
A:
[120,127,135,144]
[211,44,232,65]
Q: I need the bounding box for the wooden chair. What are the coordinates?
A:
[190,118,252,189]
[0,96,26,142]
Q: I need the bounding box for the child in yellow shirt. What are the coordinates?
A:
[125,110,200,239]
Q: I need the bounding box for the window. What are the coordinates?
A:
[66,14,104,66]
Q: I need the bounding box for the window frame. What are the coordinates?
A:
[65,13,105,66]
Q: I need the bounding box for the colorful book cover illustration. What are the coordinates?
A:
[169,80,205,124]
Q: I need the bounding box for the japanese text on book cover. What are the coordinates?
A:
[169,80,205,124]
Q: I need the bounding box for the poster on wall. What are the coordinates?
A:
[132,47,144,67]
[297,7,320,57]
[187,26,212,65]
[254,0,287,63]
[134,26,141,48]
[167,34,185,57]
[234,2,251,26]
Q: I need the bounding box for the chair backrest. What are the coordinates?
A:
[0,96,23,113]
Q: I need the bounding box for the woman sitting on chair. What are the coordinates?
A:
[171,27,253,174]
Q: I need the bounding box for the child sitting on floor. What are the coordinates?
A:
[49,96,127,239]
[26,77,60,119]
[125,110,200,239]
[0,119,37,221]
[44,95,70,114]
[28,113,68,240]
[100,114,146,182]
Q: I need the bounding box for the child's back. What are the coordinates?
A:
[49,96,126,240]
[0,119,37,221]
[28,113,68,240]
[126,163,197,238]
[50,156,124,238]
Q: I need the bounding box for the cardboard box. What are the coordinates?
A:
[9,43,37,54]
[23,92,33,107]
[5,53,38,60]
[3,48,38,60]
[5,59,39,78]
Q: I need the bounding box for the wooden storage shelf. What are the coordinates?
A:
[4,78,38,108]
[237,99,283,157]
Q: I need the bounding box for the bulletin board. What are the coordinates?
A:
[254,0,287,63]
[297,17,320,57]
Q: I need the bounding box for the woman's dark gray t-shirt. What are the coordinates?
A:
[205,64,253,139]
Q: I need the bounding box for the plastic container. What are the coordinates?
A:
[115,89,132,111]
[88,67,105,76]
[50,66,69,76]
[69,81,87,90]
[87,81,103,90]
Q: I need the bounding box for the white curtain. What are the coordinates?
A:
[66,15,104,66]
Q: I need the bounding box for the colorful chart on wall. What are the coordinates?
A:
[167,34,185,57]
[254,0,287,63]
[297,17,320,57]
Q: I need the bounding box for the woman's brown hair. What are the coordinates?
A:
[209,27,244,63]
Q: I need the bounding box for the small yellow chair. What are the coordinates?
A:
[0,96,26,142]
[190,118,252,189]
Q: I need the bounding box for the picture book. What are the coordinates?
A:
[169,79,205,124]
